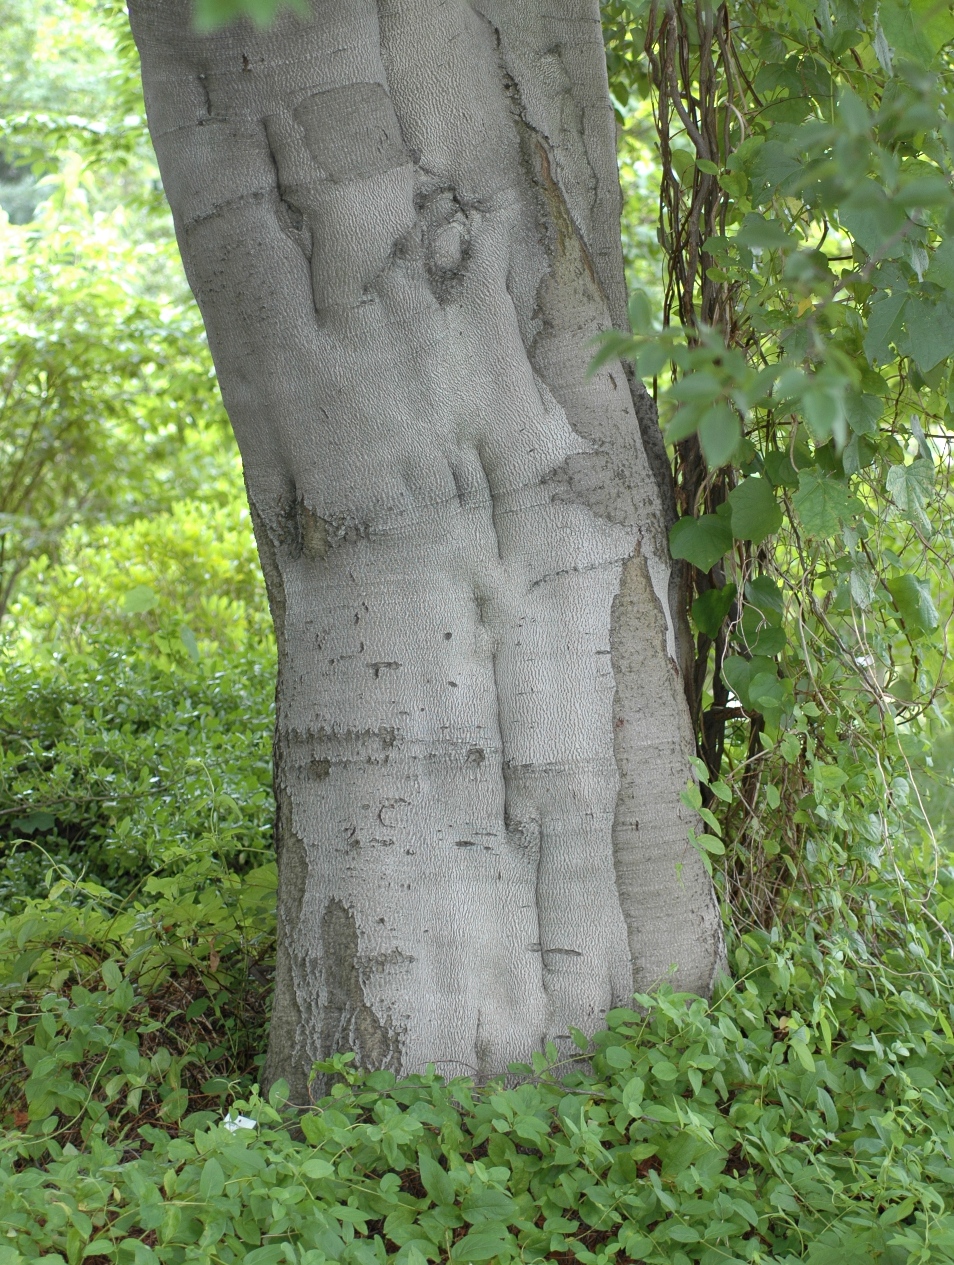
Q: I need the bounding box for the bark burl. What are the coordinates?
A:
[129,0,724,1099]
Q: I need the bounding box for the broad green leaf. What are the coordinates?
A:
[886,573,939,636]
[418,1149,456,1207]
[844,393,883,436]
[243,1248,288,1265]
[449,1230,512,1261]
[628,288,654,333]
[728,477,783,545]
[792,472,856,537]
[698,402,742,467]
[199,1157,225,1201]
[723,654,778,711]
[461,1189,517,1226]
[790,1039,815,1072]
[881,0,954,63]
[179,624,200,662]
[926,237,954,287]
[692,583,736,637]
[763,450,799,487]
[123,584,159,614]
[665,1223,701,1242]
[902,295,954,373]
[669,514,733,572]
[746,575,784,621]
[734,213,794,250]
[850,567,876,609]
[886,459,933,534]
[863,294,907,365]
[652,1059,679,1080]
[839,183,908,256]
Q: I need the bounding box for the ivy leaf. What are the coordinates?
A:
[850,567,876,609]
[722,654,777,711]
[692,583,736,637]
[698,403,742,467]
[863,294,907,365]
[728,477,783,545]
[881,0,954,63]
[791,472,857,537]
[844,393,883,436]
[839,182,909,256]
[886,574,939,637]
[763,450,800,487]
[902,295,954,374]
[669,515,733,572]
[886,460,933,535]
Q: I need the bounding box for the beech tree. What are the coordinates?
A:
[128,0,724,1099]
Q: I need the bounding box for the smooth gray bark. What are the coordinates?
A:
[130,0,724,1099]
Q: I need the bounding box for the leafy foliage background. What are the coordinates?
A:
[0,0,953,1262]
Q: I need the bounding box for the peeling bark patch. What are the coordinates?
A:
[320,899,398,1072]
[293,84,407,181]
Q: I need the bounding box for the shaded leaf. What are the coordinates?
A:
[728,477,783,545]
[669,514,733,572]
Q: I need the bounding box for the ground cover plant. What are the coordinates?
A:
[1,0,954,1260]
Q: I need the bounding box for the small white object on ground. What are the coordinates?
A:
[223,1114,258,1132]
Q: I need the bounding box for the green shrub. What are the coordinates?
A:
[3,923,954,1263]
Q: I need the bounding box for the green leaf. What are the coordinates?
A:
[886,574,939,636]
[243,1248,288,1265]
[122,584,159,614]
[790,1040,815,1072]
[628,288,654,334]
[886,460,933,534]
[669,515,733,572]
[179,624,200,662]
[733,213,794,250]
[746,575,784,621]
[728,477,783,545]
[723,654,778,712]
[926,238,954,287]
[698,402,742,467]
[881,0,954,63]
[850,567,876,609]
[764,450,800,487]
[652,1059,679,1081]
[863,294,907,365]
[199,1157,225,1201]
[792,472,856,537]
[665,1223,701,1242]
[692,583,736,637]
[418,1150,456,1207]
[902,295,954,374]
[461,1189,517,1226]
[193,0,310,31]
[449,1230,512,1261]
[101,959,122,990]
[839,183,908,256]
[844,393,883,436]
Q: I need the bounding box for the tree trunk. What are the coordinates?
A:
[129,0,724,1099]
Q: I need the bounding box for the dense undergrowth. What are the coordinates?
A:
[2,0,954,1261]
